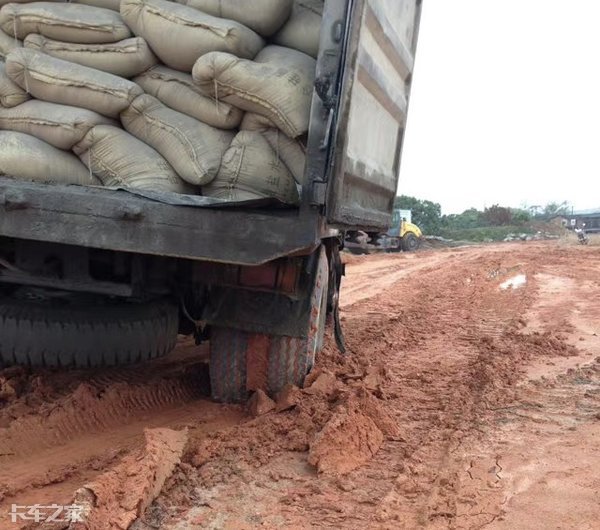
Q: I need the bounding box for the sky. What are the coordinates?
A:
[398,0,600,215]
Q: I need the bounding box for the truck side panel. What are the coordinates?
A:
[327,0,422,230]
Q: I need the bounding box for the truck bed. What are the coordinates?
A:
[0,178,321,266]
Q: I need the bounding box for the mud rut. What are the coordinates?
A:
[0,242,599,529]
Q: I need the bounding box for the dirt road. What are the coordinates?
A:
[0,241,599,529]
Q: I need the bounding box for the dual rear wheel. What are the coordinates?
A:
[209,247,329,402]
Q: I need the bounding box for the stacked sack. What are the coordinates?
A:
[0,0,323,203]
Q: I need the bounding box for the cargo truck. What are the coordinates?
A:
[0,0,421,402]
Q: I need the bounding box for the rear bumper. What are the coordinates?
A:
[0,178,322,266]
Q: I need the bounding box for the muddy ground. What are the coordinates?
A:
[0,240,599,529]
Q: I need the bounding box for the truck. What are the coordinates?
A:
[0,0,422,403]
[345,208,423,253]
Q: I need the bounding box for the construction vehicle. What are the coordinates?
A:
[0,0,422,403]
[345,209,424,253]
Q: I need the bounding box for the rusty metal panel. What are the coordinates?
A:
[326,0,422,230]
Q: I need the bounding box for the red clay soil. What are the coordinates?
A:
[1,241,599,529]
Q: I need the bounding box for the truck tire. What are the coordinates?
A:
[209,327,249,403]
[402,232,420,252]
[0,297,178,368]
[208,247,329,402]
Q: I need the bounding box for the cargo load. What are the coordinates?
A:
[0,62,30,107]
[6,48,144,118]
[74,0,121,11]
[74,124,190,193]
[0,2,132,43]
[120,0,264,72]
[176,0,293,37]
[0,28,20,59]
[121,94,234,186]
[204,130,299,203]
[273,0,323,58]
[0,0,321,204]
[24,34,158,78]
[0,130,99,185]
[193,45,316,138]
[133,65,242,129]
[0,100,114,149]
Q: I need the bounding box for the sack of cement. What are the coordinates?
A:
[0,100,114,149]
[121,0,264,72]
[133,66,242,129]
[0,29,20,60]
[193,45,316,138]
[176,0,293,37]
[240,113,306,184]
[24,35,158,78]
[74,0,120,12]
[0,2,132,43]
[203,130,299,204]
[265,131,306,185]
[239,111,277,131]
[273,0,323,58]
[0,130,99,185]
[0,62,29,107]
[74,125,191,193]
[0,0,62,5]
[121,94,234,186]
[6,48,143,118]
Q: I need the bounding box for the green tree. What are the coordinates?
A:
[443,208,482,229]
[481,205,513,226]
[394,195,442,234]
[511,208,531,225]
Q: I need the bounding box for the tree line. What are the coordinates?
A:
[394,196,571,235]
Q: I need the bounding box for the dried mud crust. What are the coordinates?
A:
[0,297,179,368]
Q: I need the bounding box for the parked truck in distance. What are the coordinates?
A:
[0,0,421,403]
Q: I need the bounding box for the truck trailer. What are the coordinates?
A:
[0,0,422,403]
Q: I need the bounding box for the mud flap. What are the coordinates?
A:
[327,242,347,354]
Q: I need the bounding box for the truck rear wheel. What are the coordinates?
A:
[0,296,179,368]
[209,247,329,403]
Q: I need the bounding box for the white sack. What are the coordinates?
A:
[133,65,242,129]
[0,100,114,149]
[0,2,132,43]
[0,130,98,185]
[0,61,29,107]
[192,45,316,138]
[74,0,121,12]
[176,0,292,37]
[6,48,143,118]
[24,35,158,78]
[121,94,234,186]
[0,29,20,59]
[74,124,190,193]
[121,0,264,72]
[273,0,323,58]
[203,130,299,204]
[241,113,307,184]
